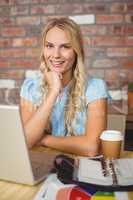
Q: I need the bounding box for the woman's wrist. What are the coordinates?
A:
[41,135,51,146]
[48,87,60,97]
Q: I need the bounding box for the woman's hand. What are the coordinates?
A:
[40,134,51,146]
[44,69,62,95]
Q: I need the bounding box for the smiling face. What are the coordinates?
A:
[43,26,76,81]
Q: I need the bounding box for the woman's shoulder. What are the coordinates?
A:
[85,76,109,104]
[20,71,44,105]
[20,71,43,92]
[87,76,106,85]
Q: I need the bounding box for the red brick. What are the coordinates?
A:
[96,15,123,24]
[125,37,133,46]
[0,70,24,79]
[10,0,30,4]
[85,47,107,59]
[25,48,40,58]
[87,69,104,79]
[124,26,133,35]
[1,27,26,37]
[0,17,15,26]
[0,0,10,5]
[31,5,55,14]
[127,48,133,56]
[15,79,24,88]
[0,49,26,58]
[121,59,133,68]
[55,4,82,14]
[0,60,9,68]
[0,48,40,59]
[92,36,133,47]
[93,59,118,68]
[110,3,126,13]
[84,58,92,68]
[107,26,124,35]
[0,6,10,16]
[104,69,120,89]
[125,15,133,23]
[16,16,40,25]
[92,47,106,58]
[31,0,56,3]
[41,15,66,24]
[12,37,38,47]
[127,3,133,12]
[84,47,94,58]
[127,70,133,82]
[0,39,12,47]
[92,36,126,46]
[82,3,106,13]
[6,88,20,105]
[107,48,133,57]
[81,25,106,35]
[119,70,129,85]
[11,5,29,16]
[108,25,133,36]
[10,59,38,69]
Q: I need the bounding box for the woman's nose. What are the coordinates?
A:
[53,48,61,58]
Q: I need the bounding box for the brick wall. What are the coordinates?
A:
[0,0,133,108]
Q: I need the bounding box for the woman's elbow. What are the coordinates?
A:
[82,144,99,157]
[25,132,38,149]
[82,149,98,157]
[87,150,98,157]
[26,140,34,149]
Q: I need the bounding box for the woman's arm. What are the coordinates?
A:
[41,98,107,156]
[20,90,59,148]
[20,70,62,148]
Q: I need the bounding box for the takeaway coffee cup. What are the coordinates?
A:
[100,130,123,159]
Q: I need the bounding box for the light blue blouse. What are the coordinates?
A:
[20,71,109,136]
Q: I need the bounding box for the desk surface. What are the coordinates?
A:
[0,148,133,200]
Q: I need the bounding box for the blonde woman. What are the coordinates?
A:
[20,18,108,156]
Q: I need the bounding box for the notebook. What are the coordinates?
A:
[77,157,133,191]
[53,154,133,191]
[0,104,58,185]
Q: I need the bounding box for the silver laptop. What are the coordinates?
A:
[0,104,58,185]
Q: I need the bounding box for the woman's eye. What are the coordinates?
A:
[62,45,71,49]
[45,44,53,48]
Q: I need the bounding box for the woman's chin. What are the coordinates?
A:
[51,67,62,73]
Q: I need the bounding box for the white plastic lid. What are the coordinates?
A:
[100,130,123,141]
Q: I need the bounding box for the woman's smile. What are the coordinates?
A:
[50,60,65,69]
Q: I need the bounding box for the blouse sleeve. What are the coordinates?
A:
[20,74,43,106]
[85,78,109,105]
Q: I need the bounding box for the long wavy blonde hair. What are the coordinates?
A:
[40,17,87,135]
